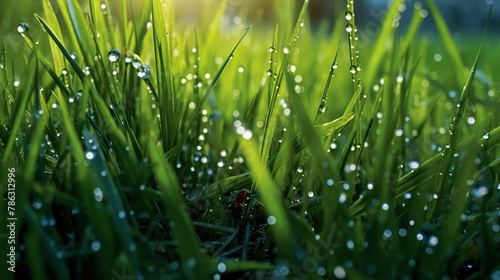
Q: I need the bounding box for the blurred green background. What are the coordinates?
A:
[2,0,498,36]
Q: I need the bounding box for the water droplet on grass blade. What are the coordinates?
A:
[283,46,290,54]
[132,58,142,69]
[17,23,29,33]
[345,11,353,21]
[94,188,103,201]
[138,64,151,79]
[345,24,353,33]
[339,193,346,203]
[408,160,419,169]
[334,266,346,279]
[85,152,95,160]
[318,104,327,113]
[217,263,226,273]
[472,186,488,199]
[297,165,304,173]
[108,49,121,62]
[242,130,252,139]
[125,55,133,63]
[349,65,357,74]
[118,211,126,219]
[428,236,439,246]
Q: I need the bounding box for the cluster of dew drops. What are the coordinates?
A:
[16,21,152,81]
[14,21,153,256]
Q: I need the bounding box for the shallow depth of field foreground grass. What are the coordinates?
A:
[1,0,500,279]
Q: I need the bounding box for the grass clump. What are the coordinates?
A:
[1,0,500,279]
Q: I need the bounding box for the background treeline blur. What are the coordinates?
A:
[1,0,498,38]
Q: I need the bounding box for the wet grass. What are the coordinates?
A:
[1,0,500,279]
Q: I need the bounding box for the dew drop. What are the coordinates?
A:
[132,58,142,69]
[317,267,326,276]
[334,266,346,279]
[345,24,353,33]
[345,11,353,21]
[349,65,357,74]
[242,130,253,140]
[94,188,103,202]
[339,193,346,203]
[91,240,101,251]
[472,186,488,199]
[297,165,304,173]
[17,23,29,33]
[33,201,42,209]
[108,49,121,62]
[217,263,226,273]
[138,64,151,79]
[85,151,95,160]
[408,160,420,169]
[317,103,327,113]
[428,235,439,247]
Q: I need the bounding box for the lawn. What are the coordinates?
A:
[1,0,500,279]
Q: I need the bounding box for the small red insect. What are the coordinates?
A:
[229,189,250,219]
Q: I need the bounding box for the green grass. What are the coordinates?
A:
[1,0,500,279]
